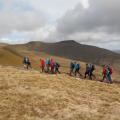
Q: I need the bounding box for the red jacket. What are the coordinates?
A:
[40,59,45,67]
[103,67,113,75]
[103,67,107,75]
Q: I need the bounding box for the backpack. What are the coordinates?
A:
[57,63,60,67]
[91,64,95,71]
[76,64,80,69]
[25,57,29,63]
[87,64,91,71]
[56,62,60,68]
[71,62,74,69]
[46,59,49,65]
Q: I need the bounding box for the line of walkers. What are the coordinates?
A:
[70,62,95,80]
[23,57,60,74]
[40,58,60,74]
[70,62,82,77]
[70,61,113,84]
[23,57,113,84]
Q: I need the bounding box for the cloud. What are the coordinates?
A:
[27,0,83,19]
[0,0,82,43]
[0,0,47,36]
[57,0,120,34]
[54,0,120,49]
[0,0,120,50]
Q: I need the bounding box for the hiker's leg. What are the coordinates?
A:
[70,69,73,76]
[55,68,57,74]
[77,70,81,77]
[103,75,105,81]
[90,72,93,80]
[41,66,43,72]
[79,71,82,77]
[78,69,82,77]
[47,65,51,73]
[108,75,113,84]
[92,73,96,79]
[57,68,60,74]
[89,75,92,80]
[100,75,105,82]
[89,72,92,80]
[75,70,77,76]
[24,64,26,69]
[50,67,52,73]
[77,70,79,77]
[47,65,49,73]
[106,75,110,83]
[85,72,88,78]
[51,67,54,74]
[42,66,44,72]
[58,69,60,74]
[27,64,29,70]
[84,72,87,78]
[29,63,32,69]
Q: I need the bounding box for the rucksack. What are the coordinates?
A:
[46,59,49,65]
[71,62,74,69]
[92,64,95,71]
[25,57,29,63]
[76,64,80,69]
[56,63,60,67]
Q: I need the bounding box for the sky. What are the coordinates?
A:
[0,0,120,50]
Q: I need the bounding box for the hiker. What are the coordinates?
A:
[69,61,75,76]
[50,59,55,74]
[102,65,113,84]
[84,63,91,79]
[54,62,61,74]
[23,57,31,70]
[45,58,50,73]
[106,65,113,84]
[40,58,45,72]
[74,63,82,77]
[89,64,96,80]
[102,65,107,81]
[23,57,27,68]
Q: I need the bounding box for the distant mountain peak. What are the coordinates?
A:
[58,40,80,44]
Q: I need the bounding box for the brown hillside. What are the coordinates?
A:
[11,40,120,70]
[0,45,23,66]
[1,40,120,71]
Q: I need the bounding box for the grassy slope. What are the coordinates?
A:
[0,66,120,120]
[0,44,119,81]
[0,45,23,66]
[0,44,120,119]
